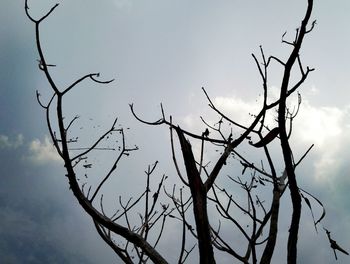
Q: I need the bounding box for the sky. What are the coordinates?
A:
[1,0,350,263]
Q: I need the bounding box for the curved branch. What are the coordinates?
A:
[62,73,114,95]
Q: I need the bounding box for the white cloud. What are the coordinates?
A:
[28,135,62,165]
[182,88,350,186]
[213,95,263,126]
[113,0,132,9]
[182,94,261,131]
[310,85,319,95]
[293,99,350,183]
[209,90,350,153]
[181,92,277,137]
[0,134,24,149]
[294,101,345,147]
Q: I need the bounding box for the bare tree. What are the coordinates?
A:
[25,0,348,263]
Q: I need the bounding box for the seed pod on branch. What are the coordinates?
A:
[250,127,279,148]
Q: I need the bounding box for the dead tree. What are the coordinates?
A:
[26,0,348,263]
[131,1,316,263]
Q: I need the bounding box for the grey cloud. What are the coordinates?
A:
[0,146,116,264]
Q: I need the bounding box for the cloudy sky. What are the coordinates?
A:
[1,0,350,263]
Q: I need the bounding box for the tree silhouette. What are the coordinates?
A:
[25,0,348,263]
